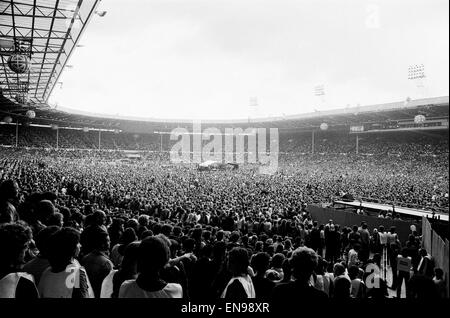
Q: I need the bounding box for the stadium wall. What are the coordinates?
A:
[422,217,449,297]
[307,205,420,243]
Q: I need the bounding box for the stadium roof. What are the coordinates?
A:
[0,94,448,133]
[0,0,100,105]
[52,95,450,125]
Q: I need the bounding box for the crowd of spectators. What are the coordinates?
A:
[0,139,447,299]
[1,125,448,155]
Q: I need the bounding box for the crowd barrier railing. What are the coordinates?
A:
[422,216,449,298]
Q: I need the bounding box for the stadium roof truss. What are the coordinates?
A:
[0,0,100,106]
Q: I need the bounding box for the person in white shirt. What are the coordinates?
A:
[0,222,38,299]
[119,236,182,298]
[378,226,388,280]
[38,227,94,298]
[396,248,412,298]
[221,247,255,299]
[349,265,365,298]
[100,241,140,298]
[333,263,351,299]
[313,258,332,296]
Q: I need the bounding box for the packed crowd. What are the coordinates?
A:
[1,146,448,211]
[0,144,448,300]
[1,125,448,156]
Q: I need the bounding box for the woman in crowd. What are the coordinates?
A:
[119,236,182,298]
[349,265,366,298]
[110,228,138,267]
[250,252,275,299]
[101,241,140,298]
[0,222,38,298]
[22,225,60,286]
[0,140,447,301]
[38,227,94,298]
[221,247,255,299]
[265,253,285,282]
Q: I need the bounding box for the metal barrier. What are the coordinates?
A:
[422,217,449,297]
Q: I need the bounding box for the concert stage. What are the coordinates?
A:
[333,200,449,222]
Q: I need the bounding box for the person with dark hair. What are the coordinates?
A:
[137,215,149,236]
[161,224,173,238]
[313,257,332,296]
[254,241,264,253]
[348,225,361,250]
[110,227,138,267]
[189,244,215,299]
[203,230,212,245]
[23,225,60,285]
[108,218,124,248]
[91,210,107,230]
[280,258,293,283]
[334,275,352,299]
[81,227,113,298]
[179,237,197,285]
[125,218,139,234]
[371,228,381,255]
[119,236,182,298]
[0,180,19,223]
[101,241,140,298]
[35,200,56,226]
[80,223,105,257]
[140,229,153,239]
[333,262,351,299]
[417,248,434,278]
[387,226,400,289]
[221,247,255,299]
[405,234,420,272]
[159,235,189,298]
[349,265,365,298]
[358,222,370,264]
[216,230,225,242]
[228,231,240,250]
[0,222,38,298]
[172,226,182,239]
[309,221,321,252]
[47,212,64,227]
[265,253,285,282]
[40,192,58,203]
[58,207,72,227]
[433,268,446,298]
[272,247,328,308]
[372,253,382,269]
[340,227,350,254]
[210,240,228,297]
[325,224,340,264]
[24,199,53,237]
[1,199,19,224]
[38,227,94,298]
[0,179,20,203]
[251,252,275,299]
[70,210,85,232]
[396,248,412,298]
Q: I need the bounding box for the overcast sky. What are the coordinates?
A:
[48,0,449,120]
